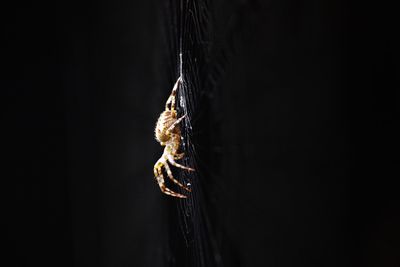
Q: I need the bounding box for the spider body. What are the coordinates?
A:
[153,77,194,198]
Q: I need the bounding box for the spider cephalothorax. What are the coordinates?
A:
[153,77,194,198]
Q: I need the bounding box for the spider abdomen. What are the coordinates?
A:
[155,110,180,143]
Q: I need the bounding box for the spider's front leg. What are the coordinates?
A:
[165,76,182,111]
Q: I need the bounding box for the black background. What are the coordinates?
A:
[3,0,399,266]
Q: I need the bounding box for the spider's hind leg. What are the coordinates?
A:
[154,161,187,198]
[163,162,191,192]
[174,152,185,160]
[168,156,195,172]
[166,115,186,136]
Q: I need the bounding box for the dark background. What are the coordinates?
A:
[3,0,399,266]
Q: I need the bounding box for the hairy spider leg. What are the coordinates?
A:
[154,161,187,198]
[163,161,191,192]
[174,153,185,159]
[167,155,195,172]
[165,76,182,111]
[165,115,186,136]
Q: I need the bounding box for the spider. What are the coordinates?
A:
[153,76,194,198]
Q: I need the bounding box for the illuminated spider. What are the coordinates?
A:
[153,76,194,198]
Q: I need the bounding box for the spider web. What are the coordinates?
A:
[159,0,254,266]
[160,0,222,266]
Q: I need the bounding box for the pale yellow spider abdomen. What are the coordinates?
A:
[155,110,179,144]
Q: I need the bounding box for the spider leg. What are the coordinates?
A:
[167,156,195,172]
[154,160,187,198]
[165,76,182,111]
[166,115,186,135]
[174,152,185,160]
[163,161,191,192]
